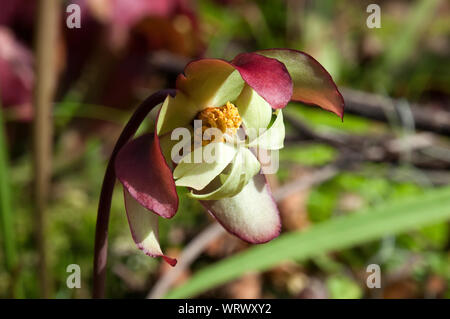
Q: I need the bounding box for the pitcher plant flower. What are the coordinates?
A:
[94,48,344,297]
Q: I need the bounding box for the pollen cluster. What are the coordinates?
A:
[196,102,242,145]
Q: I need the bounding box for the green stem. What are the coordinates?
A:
[93,89,175,298]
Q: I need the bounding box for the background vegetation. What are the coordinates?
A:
[0,0,449,298]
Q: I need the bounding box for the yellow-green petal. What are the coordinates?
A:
[235,85,272,133]
[247,110,285,150]
[177,59,245,108]
[156,92,199,136]
[189,147,260,200]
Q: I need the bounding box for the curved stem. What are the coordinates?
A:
[93,89,176,298]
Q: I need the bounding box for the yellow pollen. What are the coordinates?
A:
[196,102,242,145]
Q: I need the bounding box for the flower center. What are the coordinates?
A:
[196,101,242,145]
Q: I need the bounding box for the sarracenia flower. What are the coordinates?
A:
[112,49,344,265]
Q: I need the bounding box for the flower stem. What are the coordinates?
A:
[93,89,176,298]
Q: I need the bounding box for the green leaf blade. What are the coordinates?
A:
[165,186,450,298]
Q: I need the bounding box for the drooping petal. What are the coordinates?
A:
[190,147,260,200]
[156,92,199,136]
[115,133,178,219]
[176,58,245,109]
[201,174,281,243]
[173,142,237,190]
[231,52,293,109]
[247,110,285,150]
[235,84,272,132]
[123,190,176,266]
[257,49,344,119]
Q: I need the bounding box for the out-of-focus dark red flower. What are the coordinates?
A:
[63,0,203,115]
[0,0,36,121]
[83,0,201,53]
[1,0,202,124]
[0,0,36,32]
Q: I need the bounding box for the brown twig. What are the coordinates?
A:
[284,112,450,170]
[93,89,175,298]
[272,166,338,201]
[146,223,225,299]
[113,263,147,292]
[32,0,60,298]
